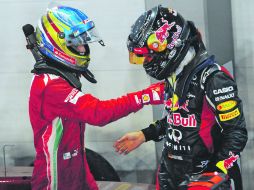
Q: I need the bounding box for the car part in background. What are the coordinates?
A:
[178,172,229,190]
[86,148,120,182]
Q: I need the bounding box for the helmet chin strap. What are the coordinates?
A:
[175,46,196,77]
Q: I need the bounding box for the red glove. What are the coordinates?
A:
[130,82,165,106]
[216,151,239,174]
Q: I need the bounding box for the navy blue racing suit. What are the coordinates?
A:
[142,56,248,190]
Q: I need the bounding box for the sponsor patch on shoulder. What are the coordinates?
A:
[217,100,237,111]
[219,108,240,121]
[142,94,150,103]
[64,89,84,104]
[152,89,160,101]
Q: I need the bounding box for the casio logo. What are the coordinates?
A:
[213,86,234,95]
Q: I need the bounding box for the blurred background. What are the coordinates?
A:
[0,0,253,189]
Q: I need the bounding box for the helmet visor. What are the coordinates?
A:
[66,27,101,47]
[129,47,153,65]
[129,52,154,65]
[129,52,146,64]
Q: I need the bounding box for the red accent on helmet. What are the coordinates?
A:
[47,13,61,33]
[133,47,149,55]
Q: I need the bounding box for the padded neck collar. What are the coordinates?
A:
[31,61,82,90]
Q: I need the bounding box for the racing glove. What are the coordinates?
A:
[215,151,239,174]
[129,82,165,106]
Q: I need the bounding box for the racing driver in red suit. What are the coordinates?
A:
[114,6,248,190]
[26,5,164,190]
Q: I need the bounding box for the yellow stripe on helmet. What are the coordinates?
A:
[41,15,62,48]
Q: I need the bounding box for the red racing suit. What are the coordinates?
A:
[29,73,164,190]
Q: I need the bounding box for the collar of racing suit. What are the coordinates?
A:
[31,61,82,90]
[166,49,215,106]
[175,47,196,77]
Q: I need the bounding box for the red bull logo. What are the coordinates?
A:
[216,151,239,174]
[224,151,239,169]
[168,113,197,127]
[155,18,175,43]
[165,94,189,112]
